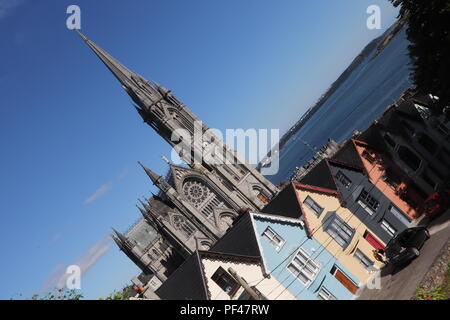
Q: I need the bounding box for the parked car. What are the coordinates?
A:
[423,190,450,219]
[374,227,430,267]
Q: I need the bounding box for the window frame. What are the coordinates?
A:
[380,219,397,237]
[286,248,321,287]
[354,248,375,270]
[397,146,421,172]
[357,189,380,215]
[303,196,324,217]
[262,226,285,251]
[317,286,337,300]
[211,266,241,297]
[335,170,352,189]
[326,214,355,248]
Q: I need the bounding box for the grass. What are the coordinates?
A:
[413,262,450,300]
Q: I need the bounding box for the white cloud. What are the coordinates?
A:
[40,235,113,293]
[83,183,112,204]
[117,167,128,180]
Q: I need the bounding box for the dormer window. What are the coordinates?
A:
[362,150,376,164]
[262,227,285,251]
[336,171,352,189]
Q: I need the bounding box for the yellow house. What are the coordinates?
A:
[293,182,385,284]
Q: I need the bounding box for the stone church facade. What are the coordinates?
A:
[77,31,278,291]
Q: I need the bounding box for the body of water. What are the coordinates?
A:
[267,29,412,185]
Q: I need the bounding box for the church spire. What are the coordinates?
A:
[76,31,162,112]
[136,204,147,217]
[111,228,128,243]
[138,161,161,185]
[77,31,135,89]
[111,234,123,250]
[111,228,132,251]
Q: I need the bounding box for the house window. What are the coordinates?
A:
[380,219,397,237]
[326,214,354,248]
[400,120,415,135]
[354,249,374,270]
[398,146,421,171]
[421,170,437,189]
[417,133,437,154]
[317,287,337,300]
[262,227,285,251]
[357,189,380,215]
[388,205,411,225]
[336,171,352,189]
[383,168,401,190]
[211,267,240,296]
[362,150,376,164]
[287,248,321,286]
[303,196,324,216]
[330,265,359,294]
[384,133,396,148]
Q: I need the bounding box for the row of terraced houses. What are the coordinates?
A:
[143,90,449,300]
[76,34,448,300]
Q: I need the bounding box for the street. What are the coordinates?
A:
[357,209,450,300]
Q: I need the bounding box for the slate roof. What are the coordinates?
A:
[299,159,338,191]
[262,183,304,219]
[155,251,209,300]
[210,213,261,257]
[155,245,265,300]
[331,140,365,170]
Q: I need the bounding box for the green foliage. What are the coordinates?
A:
[414,286,446,300]
[413,262,450,300]
[31,288,83,300]
[100,287,133,300]
[389,0,450,116]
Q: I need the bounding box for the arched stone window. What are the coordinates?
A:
[200,241,212,250]
[171,214,196,239]
[252,185,270,204]
[219,212,235,229]
[182,178,228,218]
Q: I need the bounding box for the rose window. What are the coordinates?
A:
[183,181,209,205]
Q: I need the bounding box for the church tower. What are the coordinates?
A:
[77,31,278,211]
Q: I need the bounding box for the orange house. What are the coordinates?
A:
[351,139,424,219]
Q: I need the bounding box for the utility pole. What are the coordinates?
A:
[228,267,262,300]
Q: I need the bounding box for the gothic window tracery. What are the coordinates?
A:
[171,214,196,239]
[182,178,228,218]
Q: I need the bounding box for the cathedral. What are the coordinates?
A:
[77,31,278,291]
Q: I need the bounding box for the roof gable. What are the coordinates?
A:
[210,213,261,257]
[299,159,338,191]
[262,183,304,219]
[331,140,365,170]
[155,251,209,300]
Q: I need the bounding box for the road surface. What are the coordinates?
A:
[357,209,450,300]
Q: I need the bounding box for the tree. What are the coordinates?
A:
[30,288,83,300]
[100,286,134,300]
[390,0,450,115]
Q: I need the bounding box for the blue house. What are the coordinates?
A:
[212,211,360,300]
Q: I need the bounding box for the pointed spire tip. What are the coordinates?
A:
[75,29,88,42]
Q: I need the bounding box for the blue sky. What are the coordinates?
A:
[0,0,399,299]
